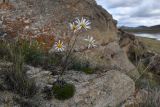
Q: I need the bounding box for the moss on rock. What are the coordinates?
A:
[53,82,75,100]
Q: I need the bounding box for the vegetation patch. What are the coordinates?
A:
[20,40,45,66]
[53,81,75,100]
[69,57,95,74]
[1,41,37,98]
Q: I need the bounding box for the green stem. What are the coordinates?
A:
[58,34,79,81]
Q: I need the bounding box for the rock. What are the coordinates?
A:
[75,41,140,80]
[23,66,135,107]
[118,29,146,63]
[26,65,55,92]
[48,70,135,107]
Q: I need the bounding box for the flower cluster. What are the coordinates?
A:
[54,17,96,52]
[69,17,91,33]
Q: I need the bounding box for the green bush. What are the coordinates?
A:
[53,81,75,100]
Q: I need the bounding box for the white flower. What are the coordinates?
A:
[75,17,91,30]
[54,40,65,52]
[84,36,96,49]
[69,22,80,32]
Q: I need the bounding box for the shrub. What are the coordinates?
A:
[3,42,37,98]
[52,81,75,100]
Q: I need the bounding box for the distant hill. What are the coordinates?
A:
[120,25,160,33]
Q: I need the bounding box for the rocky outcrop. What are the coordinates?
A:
[118,29,160,76]
[0,0,139,106]
[0,0,139,79]
[118,29,146,62]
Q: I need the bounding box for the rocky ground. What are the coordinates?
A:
[0,0,160,107]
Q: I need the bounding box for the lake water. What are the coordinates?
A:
[134,33,160,41]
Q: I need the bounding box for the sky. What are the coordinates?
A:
[96,0,160,27]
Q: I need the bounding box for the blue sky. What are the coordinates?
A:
[96,0,160,27]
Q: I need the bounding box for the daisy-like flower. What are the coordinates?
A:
[84,36,96,49]
[54,40,65,52]
[75,17,91,30]
[69,22,80,32]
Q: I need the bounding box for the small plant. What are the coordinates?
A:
[50,17,96,100]
[82,67,94,74]
[52,81,75,100]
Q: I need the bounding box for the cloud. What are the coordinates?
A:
[96,0,160,27]
[96,0,142,8]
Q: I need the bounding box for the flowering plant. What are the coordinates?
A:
[53,17,97,80]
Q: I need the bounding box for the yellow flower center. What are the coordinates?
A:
[81,23,86,28]
[57,43,63,48]
[73,26,77,30]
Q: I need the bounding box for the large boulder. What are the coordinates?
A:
[26,67,135,107]
[49,70,135,107]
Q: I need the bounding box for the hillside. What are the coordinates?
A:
[120,25,160,33]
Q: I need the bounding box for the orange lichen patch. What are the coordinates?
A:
[2,17,56,51]
[35,34,55,51]
[0,3,14,10]
[3,17,31,38]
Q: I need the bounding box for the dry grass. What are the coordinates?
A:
[138,37,160,54]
